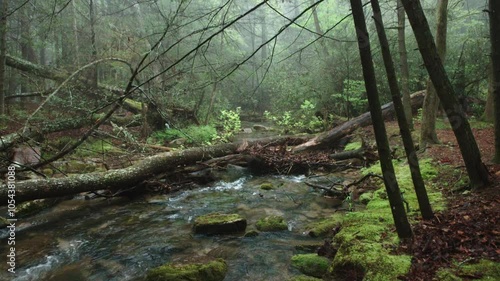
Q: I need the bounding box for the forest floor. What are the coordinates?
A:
[379,120,499,280]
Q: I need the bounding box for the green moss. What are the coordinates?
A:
[17,199,58,218]
[435,268,462,281]
[146,258,228,281]
[291,254,330,278]
[194,213,243,225]
[460,259,500,280]
[330,240,411,281]
[260,182,274,190]
[344,141,362,151]
[361,158,446,214]
[358,192,373,204]
[306,213,343,237]
[244,230,259,237]
[255,215,288,232]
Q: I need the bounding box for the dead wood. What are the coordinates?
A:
[292,90,425,152]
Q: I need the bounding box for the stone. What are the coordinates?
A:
[146,258,228,281]
[193,213,247,235]
[291,254,330,278]
[255,215,288,232]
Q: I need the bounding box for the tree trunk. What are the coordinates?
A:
[397,0,413,130]
[371,0,433,220]
[350,0,413,239]
[482,61,494,122]
[489,0,500,163]
[293,91,425,152]
[419,0,448,148]
[89,0,98,89]
[401,0,489,188]
[0,0,7,116]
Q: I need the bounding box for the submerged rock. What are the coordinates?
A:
[193,213,247,235]
[291,254,330,278]
[146,258,228,281]
[255,215,288,232]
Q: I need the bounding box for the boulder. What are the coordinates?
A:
[193,213,247,235]
[146,258,228,281]
[255,215,288,232]
[291,254,330,278]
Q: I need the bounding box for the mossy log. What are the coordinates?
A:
[0,143,239,204]
[0,113,140,152]
[0,136,300,204]
[292,91,425,152]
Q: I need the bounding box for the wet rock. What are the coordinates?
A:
[244,230,259,237]
[146,258,228,281]
[255,215,288,232]
[252,124,269,131]
[193,213,247,235]
[291,254,330,278]
[260,182,274,190]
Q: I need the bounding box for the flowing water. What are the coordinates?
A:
[0,173,345,281]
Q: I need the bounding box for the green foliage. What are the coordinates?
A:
[264,100,323,134]
[150,125,217,146]
[214,108,241,142]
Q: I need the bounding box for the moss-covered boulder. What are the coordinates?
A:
[306,213,343,237]
[193,213,247,235]
[291,254,329,278]
[244,230,259,237]
[260,182,274,190]
[146,259,227,281]
[255,215,288,232]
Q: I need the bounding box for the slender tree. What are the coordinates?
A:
[420,0,448,148]
[371,0,433,219]
[349,0,413,239]
[489,0,500,163]
[397,0,413,130]
[401,0,489,188]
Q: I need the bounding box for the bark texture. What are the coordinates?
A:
[371,0,433,219]
[420,0,448,147]
[350,0,413,239]
[397,0,413,130]
[490,0,500,163]
[401,0,489,188]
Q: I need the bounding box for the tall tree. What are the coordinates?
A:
[401,0,489,188]
[0,0,7,116]
[420,0,448,148]
[371,0,433,220]
[350,0,413,239]
[397,0,413,130]
[489,0,500,163]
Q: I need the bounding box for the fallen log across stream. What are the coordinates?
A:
[292,90,425,152]
[0,91,425,205]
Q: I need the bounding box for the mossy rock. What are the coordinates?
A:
[358,192,373,205]
[193,213,246,235]
[17,199,59,218]
[244,230,259,237]
[306,213,343,237]
[289,275,322,281]
[436,259,500,281]
[291,254,329,278]
[255,215,288,232]
[146,259,228,281]
[260,182,274,190]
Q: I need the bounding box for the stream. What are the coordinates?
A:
[0,172,346,281]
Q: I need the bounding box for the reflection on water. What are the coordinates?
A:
[0,174,343,281]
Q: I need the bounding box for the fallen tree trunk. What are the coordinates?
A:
[0,143,239,204]
[0,136,305,204]
[292,90,425,152]
[0,113,140,152]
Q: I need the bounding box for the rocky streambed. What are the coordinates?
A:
[0,172,348,281]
